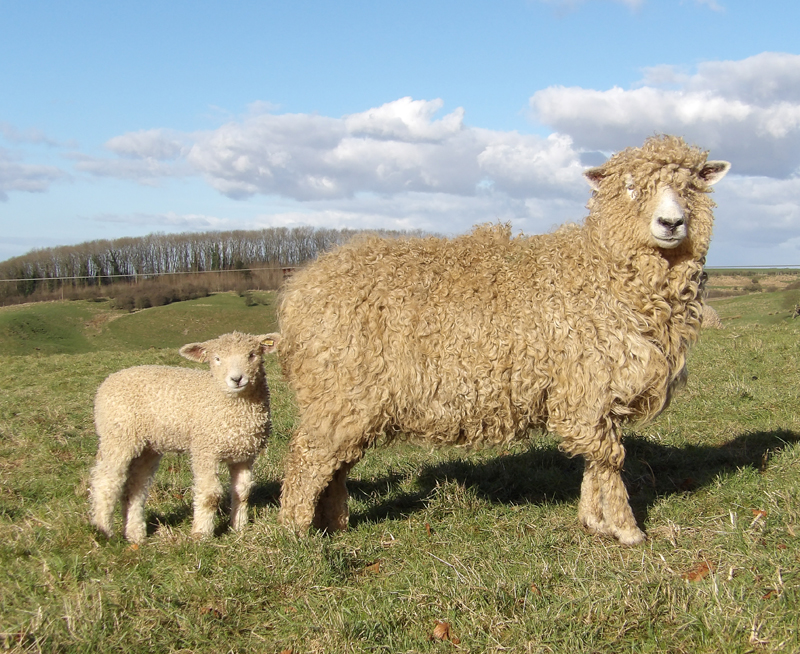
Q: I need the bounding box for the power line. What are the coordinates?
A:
[0,266,297,283]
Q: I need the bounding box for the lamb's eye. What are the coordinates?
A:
[214,356,221,364]
[626,185,638,200]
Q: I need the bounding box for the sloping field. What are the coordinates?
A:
[0,289,798,652]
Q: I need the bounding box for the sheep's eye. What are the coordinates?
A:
[626,185,638,200]
[214,356,221,364]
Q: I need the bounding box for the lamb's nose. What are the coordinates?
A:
[230,375,243,386]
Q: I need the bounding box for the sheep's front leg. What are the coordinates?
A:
[121,449,162,544]
[191,457,223,538]
[566,420,645,545]
[228,459,255,531]
[576,426,645,546]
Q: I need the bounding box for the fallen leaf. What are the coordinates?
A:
[201,606,225,619]
[129,543,139,551]
[778,543,787,550]
[762,589,777,600]
[430,620,459,643]
[530,583,542,596]
[425,522,432,537]
[751,509,767,519]
[682,561,714,582]
[279,649,293,654]
[363,561,381,574]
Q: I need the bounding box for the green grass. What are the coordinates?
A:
[0,292,798,652]
[0,291,279,356]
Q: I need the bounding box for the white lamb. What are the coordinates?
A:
[90,331,280,543]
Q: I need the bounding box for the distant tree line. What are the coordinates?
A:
[0,226,426,305]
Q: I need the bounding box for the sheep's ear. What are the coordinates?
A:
[699,160,730,186]
[258,333,281,354]
[583,167,606,191]
[179,342,208,362]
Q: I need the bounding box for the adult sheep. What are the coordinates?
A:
[91,331,280,543]
[277,135,730,545]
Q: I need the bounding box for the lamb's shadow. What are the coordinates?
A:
[145,480,282,537]
[347,429,799,529]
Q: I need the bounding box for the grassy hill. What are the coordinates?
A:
[0,291,279,356]
[0,287,798,652]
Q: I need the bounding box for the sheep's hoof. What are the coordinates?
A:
[614,526,646,546]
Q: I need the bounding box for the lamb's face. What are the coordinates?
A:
[179,332,281,397]
[208,345,265,395]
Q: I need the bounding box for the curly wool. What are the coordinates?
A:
[277,135,729,542]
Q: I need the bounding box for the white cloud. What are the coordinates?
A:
[83,97,586,202]
[105,129,188,160]
[0,146,66,201]
[530,52,800,178]
[91,211,232,229]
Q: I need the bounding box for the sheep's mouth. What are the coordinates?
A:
[653,235,684,249]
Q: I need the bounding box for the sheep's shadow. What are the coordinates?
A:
[346,428,799,530]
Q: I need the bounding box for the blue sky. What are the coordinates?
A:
[2,0,799,266]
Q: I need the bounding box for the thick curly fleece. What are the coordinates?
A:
[277,135,730,545]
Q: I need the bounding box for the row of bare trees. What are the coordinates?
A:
[0,226,425,305]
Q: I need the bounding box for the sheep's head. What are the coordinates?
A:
[583,135,730,261]
[179,331,281,396]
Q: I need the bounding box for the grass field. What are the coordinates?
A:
[0,289,798,653]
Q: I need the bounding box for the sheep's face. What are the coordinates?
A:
[179,332,281,396]
[646,183,689,250]
[584,141,730,256]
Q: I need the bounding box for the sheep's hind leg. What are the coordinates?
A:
[279,423,367,533]
[228,459,255,531]
[314,460,360,532]
[121,449,162,544]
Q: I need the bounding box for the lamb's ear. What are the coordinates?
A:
[583,167,606,191]
[258,333,281,354]
[699,160,731,186]
[179,342,208,362]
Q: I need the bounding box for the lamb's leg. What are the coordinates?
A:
[228,459,255,531]
[90,450,134,538]
[278,425,366,533]
[191,457,223,538]
[121,449,162,544]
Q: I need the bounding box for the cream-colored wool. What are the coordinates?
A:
[701,304,724,329]
[90,331,280,544]
[277,135,730,545]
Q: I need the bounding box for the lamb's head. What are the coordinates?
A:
[179,331,281,396]
[584,135,730,261]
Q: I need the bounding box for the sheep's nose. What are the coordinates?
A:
[658,216,685,231]
[230,375,243,386]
